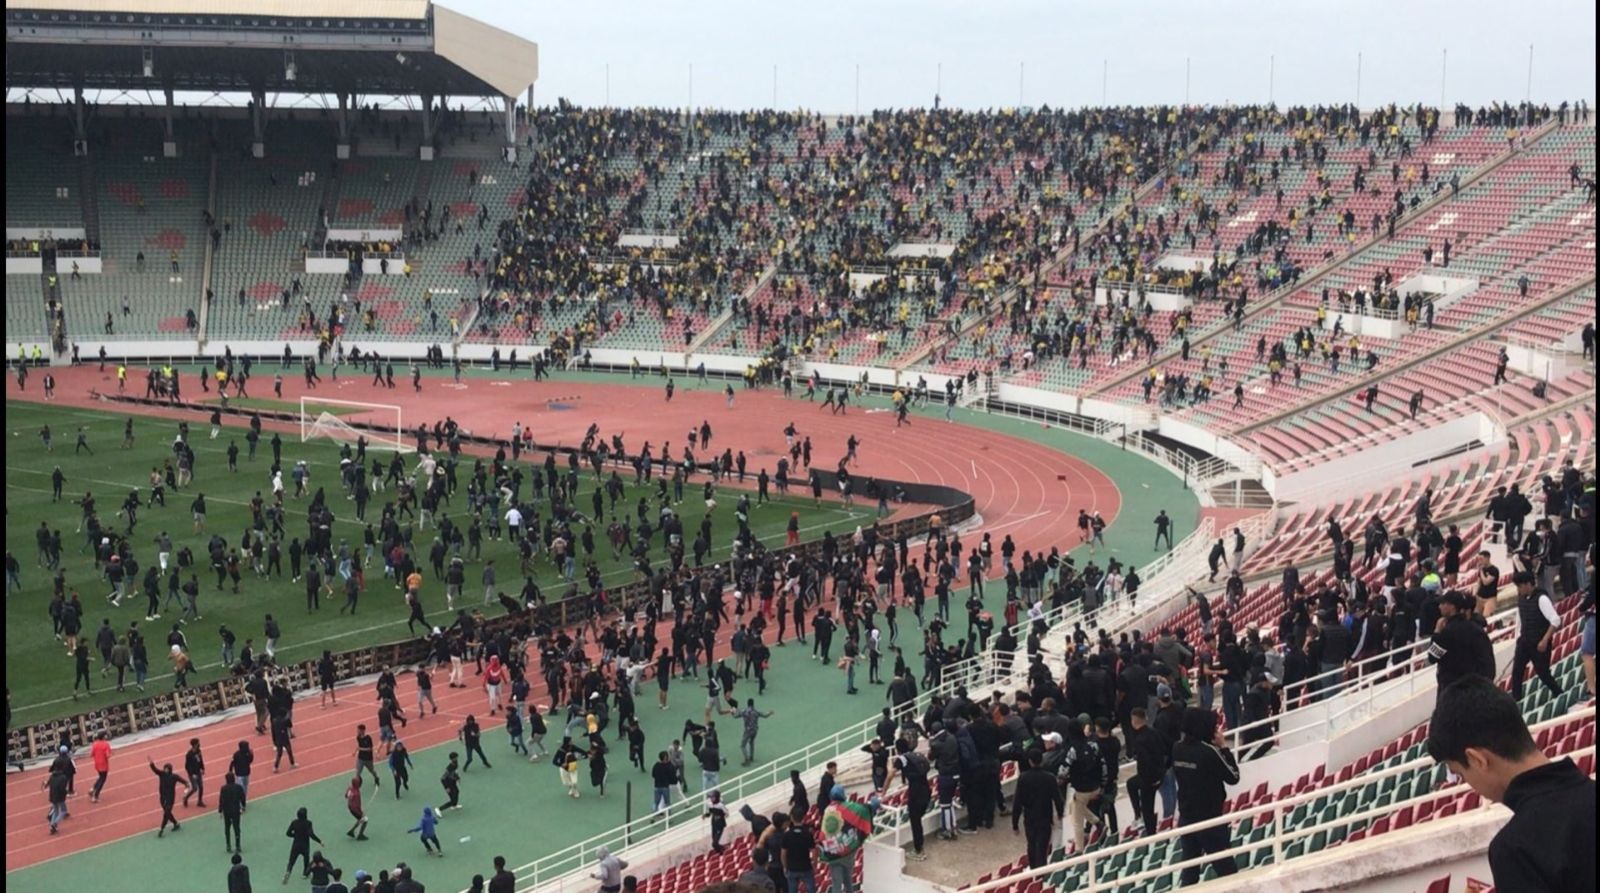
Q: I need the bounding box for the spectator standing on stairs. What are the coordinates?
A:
[1508,570,1563,701]
[1011,749,1064,869]
[1427,592,1497,695]
[1172,707,1240,886]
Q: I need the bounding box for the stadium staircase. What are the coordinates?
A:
[196,145,218,347]
[1084,119,1564,399]
[1240,272,1595,436]
[689,261,780,354]
[893,121,1207,373]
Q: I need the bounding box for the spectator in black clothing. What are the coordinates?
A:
[283,807,323,883]
[488,855,517,893]
[1427,592,1497,693]
[219,771,246,853]
[1011,750,1064,869]
[1509,570,1564,700]
[227,853,252,893]
[1125,708,1168,837]
[1171,707,1240,886]
[148,758,190,837]
[1427,677,1596,891]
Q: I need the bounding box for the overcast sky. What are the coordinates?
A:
[447,0,1596,112]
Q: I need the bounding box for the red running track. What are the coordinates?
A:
[4,366,1118,869]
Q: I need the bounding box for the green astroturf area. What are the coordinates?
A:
[3,398,875,725]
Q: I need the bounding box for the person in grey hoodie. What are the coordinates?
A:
[591,845,627,893]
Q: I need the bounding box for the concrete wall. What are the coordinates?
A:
[1204,810,1502,893]
[1094,285,1192,312]
[1262,412,1500,503]
[325,228,401,242]
[1321,274,1477,341]
[1505,343,1578,380]
[61,255,102,274]
[305,257,347,275]
[1156,415,1259,470]
[862,841,947,893]
[6,226,86,240]
[361,257,406,276]
[1321,310,1408,340]
[617,233,680,249]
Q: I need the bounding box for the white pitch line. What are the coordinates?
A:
[983,509,1051,532]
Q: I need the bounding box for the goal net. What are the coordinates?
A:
[299,397,411,453]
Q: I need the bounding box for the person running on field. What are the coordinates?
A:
[408,805,444,857]
[148,758,189,837]
[282,807,323,883]
[345,776,369,840]
[388,740,413,799]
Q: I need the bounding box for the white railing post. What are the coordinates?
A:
[1270,800,1283,867]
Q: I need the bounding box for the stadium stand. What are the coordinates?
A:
[5,90,1593,893]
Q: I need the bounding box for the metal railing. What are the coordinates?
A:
[981,400,1119,437]
[1119,430,1261,485]
[978,517,1218,661]
[1096,279,1193,298]
[941,716,1594,893]
[1218,611,1518,755]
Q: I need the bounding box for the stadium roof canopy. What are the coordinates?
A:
[5,0,538,99]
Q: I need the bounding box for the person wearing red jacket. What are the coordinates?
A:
[90,732,112,802]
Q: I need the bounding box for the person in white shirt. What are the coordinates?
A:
[505,506,523,541]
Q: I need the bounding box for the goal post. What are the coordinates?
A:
[299,396,411,453]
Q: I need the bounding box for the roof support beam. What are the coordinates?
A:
[249,88,266,158]
[419,92,435,161]
[501,94,517,163]
[335,90,352,159]
[72,85,88,143]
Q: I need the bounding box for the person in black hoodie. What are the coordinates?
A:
[1427,676,1595,891]
[148,758,189,837]
[282,806,323,883]
[1427,592,1496,694]
[1171,707,1240,886]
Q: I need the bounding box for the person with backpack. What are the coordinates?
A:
[1063,716,1104,853]
[884,739,933,860]
[1093,718,1123,836]
[926,721,964,841]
